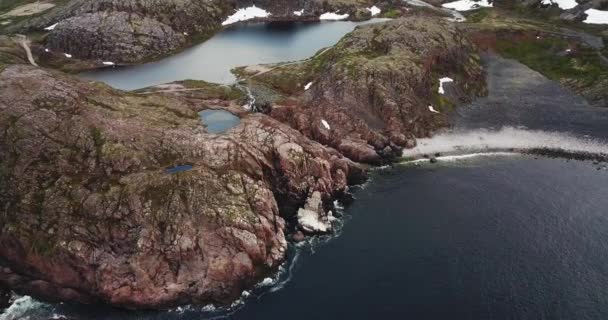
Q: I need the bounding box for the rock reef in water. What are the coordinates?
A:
[0,16,484,309]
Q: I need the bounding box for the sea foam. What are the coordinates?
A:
[402,127,608,160]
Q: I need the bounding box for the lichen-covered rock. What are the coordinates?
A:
[45,12,186,63]
[264,17,485,163]
[0,64,364,309]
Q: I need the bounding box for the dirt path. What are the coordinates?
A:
[245,47,332,79]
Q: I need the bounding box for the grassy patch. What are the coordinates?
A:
[383,9,401,19]
[495,37,608,87]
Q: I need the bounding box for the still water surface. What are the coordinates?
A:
[80,20,387,90]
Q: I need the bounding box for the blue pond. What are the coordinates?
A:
[165,165,193,174]
[199,109,240,134]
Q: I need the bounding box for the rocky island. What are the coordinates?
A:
[0,0,607,314]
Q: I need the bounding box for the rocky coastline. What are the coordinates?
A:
[0,12,485,309]
[1,0,607,312]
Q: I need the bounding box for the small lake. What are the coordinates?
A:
[199,109,241,134]
[79,19,388,90]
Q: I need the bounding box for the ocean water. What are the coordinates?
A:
[4,23,608,320]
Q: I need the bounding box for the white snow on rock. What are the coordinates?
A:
[321,119,331,130]
[44,23,58,30]
[183,32,188,36]
[583,9,608,24]
[428,105,441,114]
[367,6,381,16]
[438,77,454,94]
[44,48,50,52]
[298,208,333,233]
[442,0,492,11]
[319,12,349,20]
[222,6,270,26]
[64,53,72,58]
[541,0,578,10]
[304,81,313,90]
[294,9,304,16]
[102,61,115,66]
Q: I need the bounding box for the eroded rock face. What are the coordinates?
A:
[269,17,485,163]
[45,12,186,62]
[0,64,364,309]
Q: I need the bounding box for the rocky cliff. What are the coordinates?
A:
[0,16,485,309]
[242,17,486,163]
[0,62,364,308]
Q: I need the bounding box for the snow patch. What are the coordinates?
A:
[319,12,349,20]
[304,82,313,90]
[222,6,270,26]
[442,0,492,11]
[367,6,381,16]
[541,0,578,10]
[438,77,454,94]
[44,48,50,53]
[428,105,441,114]
[64,53,72,58]
[183,32,188,36]
[294,9,304,16]
[321,119,331,130]
[44,23,58,31]
[102,61,115,66]
[583,9,608,24]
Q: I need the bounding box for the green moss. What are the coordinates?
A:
[466,8,491,23]
[382,9,401,19]
[178,79,245,101]
[495,37,608,87]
